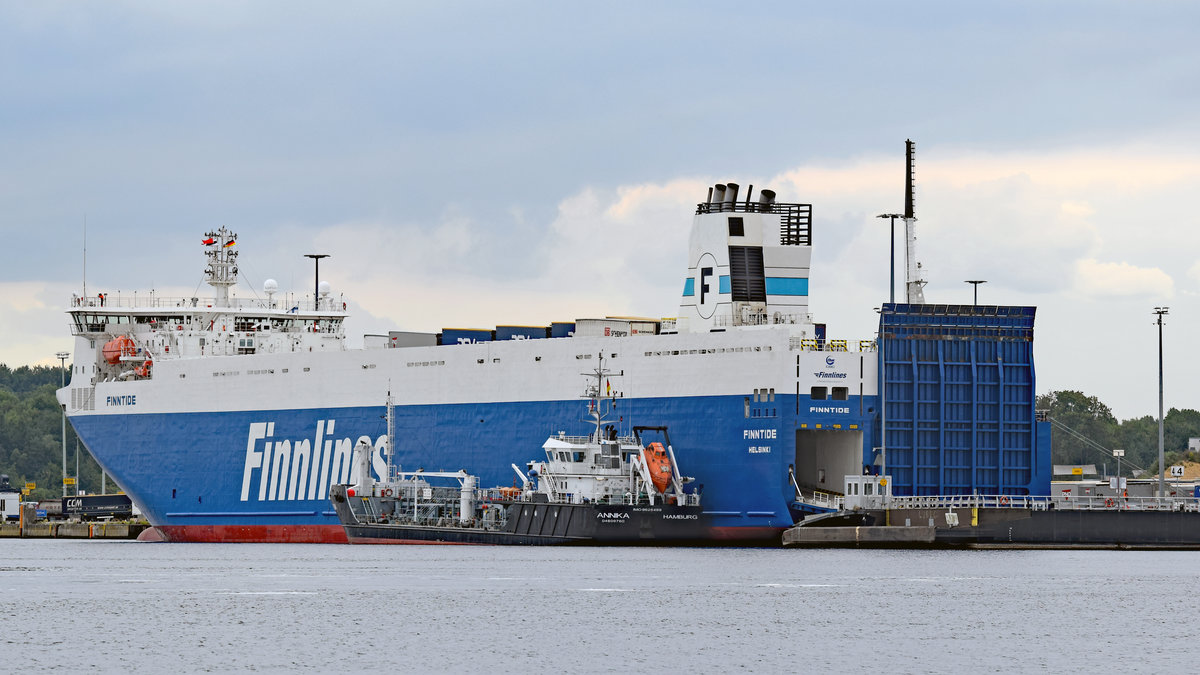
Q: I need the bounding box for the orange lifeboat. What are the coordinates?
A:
[102,336,137,365]
[643,442,673,494]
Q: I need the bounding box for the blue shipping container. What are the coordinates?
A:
[441,328,494,345]
[496,325,548,340]
[551,322,575,338]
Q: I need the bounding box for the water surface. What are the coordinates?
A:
[3,541,1197,672]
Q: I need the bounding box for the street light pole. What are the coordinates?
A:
[56,351,70,497]
[876,214,902,305]
[1154,307,1169,498]
[965,280,986,306]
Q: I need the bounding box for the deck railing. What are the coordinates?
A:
[882,494,1200,512]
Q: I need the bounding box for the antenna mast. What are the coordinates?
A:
[204,226,239,307]
[903,139,927,304]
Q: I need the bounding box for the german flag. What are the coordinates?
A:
[223,239,236,248]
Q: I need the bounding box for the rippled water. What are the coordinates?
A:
[3,541,1198,672]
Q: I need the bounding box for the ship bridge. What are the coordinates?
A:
[63,227,348,401]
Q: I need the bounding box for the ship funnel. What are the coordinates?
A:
[724,182,739,212]
[758,189,776,211]
[712,184,726,205]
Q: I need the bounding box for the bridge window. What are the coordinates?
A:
[831,387,849,401]
[810,386,827,400]
[728,217,744,237]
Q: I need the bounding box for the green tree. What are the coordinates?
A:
[1116,415,1158,475]
[1037,390,1119,468]
[0,363,104,500]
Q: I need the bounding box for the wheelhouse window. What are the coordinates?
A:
[727,216,745,237]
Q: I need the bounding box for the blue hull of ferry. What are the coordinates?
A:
[71,394,868,543]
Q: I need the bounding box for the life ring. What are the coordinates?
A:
[998,496,1010,506]
[381,488,393,497]
[1105,498,1114,507]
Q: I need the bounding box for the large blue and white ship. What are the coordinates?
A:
[56,159,1052,543]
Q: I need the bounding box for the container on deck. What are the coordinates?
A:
[495,325,548,341]
[440,328,494,345]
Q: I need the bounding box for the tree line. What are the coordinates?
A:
[0,364,102,501]
[1037,390,1200,476]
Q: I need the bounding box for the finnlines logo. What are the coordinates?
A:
[240,421,387,503]
[813,371,847,379]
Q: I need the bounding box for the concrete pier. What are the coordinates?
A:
[1,517,148,539]
[783,525,936,547]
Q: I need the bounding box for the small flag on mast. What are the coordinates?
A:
[223,239,236,248]
[202,237,216,245]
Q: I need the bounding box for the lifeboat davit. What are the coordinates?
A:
[642,442,672,494]
[134,359,153,379]
[102,336,137,365]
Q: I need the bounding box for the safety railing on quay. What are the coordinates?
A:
[883,494,1200,513]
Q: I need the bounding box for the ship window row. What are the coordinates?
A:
[643,346,771,358]
[406,361,445,367]
[810,386,850,400]
[206,367,292,379]
[754,388,776,402]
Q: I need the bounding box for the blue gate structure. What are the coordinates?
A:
[878,304,1051,496]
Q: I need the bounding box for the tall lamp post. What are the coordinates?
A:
[876,214,902,304]
[304,254,329,309]
[965,280,986,306]
[56,351,70,497]
[1154,307,1169,498]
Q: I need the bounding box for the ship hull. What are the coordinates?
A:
[331,486,776,545]
[64,328,879,543]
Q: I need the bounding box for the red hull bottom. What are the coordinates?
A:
[152,524,782,546]
[709,526,785,545]
[156,524,348,544]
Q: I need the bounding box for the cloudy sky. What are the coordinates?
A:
[1,1,1197,420]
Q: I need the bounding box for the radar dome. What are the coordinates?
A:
[318,281,332,297]
[263,279,279,294]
